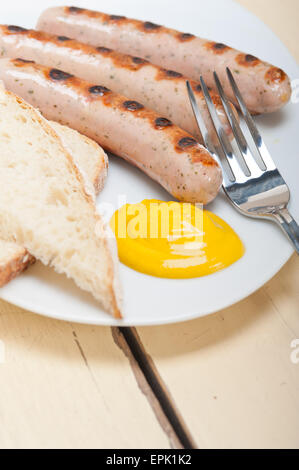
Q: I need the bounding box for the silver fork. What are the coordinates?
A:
[186,69,299,254]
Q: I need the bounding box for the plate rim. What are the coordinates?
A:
[0,246,293,327]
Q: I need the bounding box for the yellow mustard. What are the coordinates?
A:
[110,200,244,279]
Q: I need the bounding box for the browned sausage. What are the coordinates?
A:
[0,25,236,143]
[0,57,223,204]
[37,6,292,114]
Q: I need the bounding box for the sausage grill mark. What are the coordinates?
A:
[122,100,144,111]
[195,84,212,94]
[109,15,126,21]
[165,69,183,78]
[214,43,227,50]
[205,42,229,54]
[97,46,112,54]
[99,52,148,71]
[89,85,111,96]
[132,56,148,64]
[265,67,287,84]
[245,54,258,62]
[178,137,198,149]
[236,53,260,67]
[179,33,195,41]
[155,117,173,129]
[49,69,74,80]
[143,21,161,30]
[68,7,84,14]
[57,36,71,42]
[16,58,35,64]
[8,25,28,32]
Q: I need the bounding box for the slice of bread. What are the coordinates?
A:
[0,85,122,318]
[0,120,109,288]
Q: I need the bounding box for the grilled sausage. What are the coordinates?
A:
[0,25,236,144]
[37,6,291,114]
[0,58,222,204]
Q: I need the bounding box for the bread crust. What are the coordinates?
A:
[49,121,109,195]
[0,247,35,287]
[77,131,109,194]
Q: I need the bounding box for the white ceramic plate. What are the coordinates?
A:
[0,0,298,326]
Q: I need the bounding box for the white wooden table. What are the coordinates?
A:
[0,0,298,449]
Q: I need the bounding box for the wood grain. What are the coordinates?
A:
[137,256,299,448]
[0,300,170,449]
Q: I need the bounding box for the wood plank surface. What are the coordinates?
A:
[237,0,299,60]
[0,300,170,449]
[138,256,299,448]
[137,0,299,447]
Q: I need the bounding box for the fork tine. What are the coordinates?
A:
[226,68,276,171]
[199,76,247,182]
[213,71,263,178]
[186,81,212,151]
[186,80,233,186]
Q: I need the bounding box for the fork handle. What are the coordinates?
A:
[272,208,299,254]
